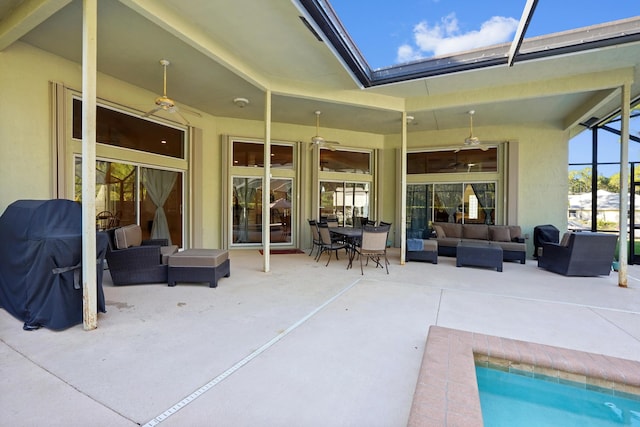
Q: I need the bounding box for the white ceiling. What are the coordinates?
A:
[1,0,639,136]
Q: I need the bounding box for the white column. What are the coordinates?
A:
[263,90,272,272]
[618,83,631,288]
[82,0,98,329]
[400,112,408,264]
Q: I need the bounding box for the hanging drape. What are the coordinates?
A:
[470,183,495,224]
[435,184,461,223]
[142,168,177,245]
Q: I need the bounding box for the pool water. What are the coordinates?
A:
[476,366,640,426]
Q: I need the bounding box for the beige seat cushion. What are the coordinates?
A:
[169,249,229,268]
[421,239,438,251]
[114,224,142,249]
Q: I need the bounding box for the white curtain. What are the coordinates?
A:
[142,168,178,245]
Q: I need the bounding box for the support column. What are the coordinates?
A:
[81,0,98,329]
[618,83,631,288]
[400,112,408,264]
[263,90,272,272]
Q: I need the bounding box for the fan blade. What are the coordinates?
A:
[142,107,162,118]
[174,110,191,125]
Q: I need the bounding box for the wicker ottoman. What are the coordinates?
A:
[168,249,230,288]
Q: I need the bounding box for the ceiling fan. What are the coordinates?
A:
[142,59,198,125]
[308,111,339,151]
[455,110,488,152]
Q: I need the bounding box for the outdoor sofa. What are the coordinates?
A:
[432,222,527,263]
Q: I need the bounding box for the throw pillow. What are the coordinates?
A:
[433,225,445,238]
[490,227,511,242]
[114,224,142,249]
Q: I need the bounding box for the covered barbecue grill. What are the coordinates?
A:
[0,199,108,330]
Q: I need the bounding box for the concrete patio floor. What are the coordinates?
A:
[1,248,640,426]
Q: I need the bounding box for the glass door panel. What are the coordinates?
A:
[632,164,640,264]
[406,184,433,238]
[464,183,496,224]
[75,159,137,230]
[319,181,370,226]
[140,168,182,245]
[75,159,184,246]
[232,177,293,245]
[434,184,462,223]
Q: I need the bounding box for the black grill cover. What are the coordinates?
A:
[534,224,560,258]
[0,200,108,330]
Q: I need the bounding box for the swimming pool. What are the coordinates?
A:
[476,366,640,426]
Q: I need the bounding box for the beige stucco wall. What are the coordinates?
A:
[0,43,62,207]
[0,42,569,257]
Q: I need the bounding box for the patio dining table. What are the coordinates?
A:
[330,227,362,269]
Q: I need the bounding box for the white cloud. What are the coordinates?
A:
[396,13,518,63]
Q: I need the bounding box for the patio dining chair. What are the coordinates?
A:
[355,225,390,274]
[316,222,347,266]
[308,219,322,257]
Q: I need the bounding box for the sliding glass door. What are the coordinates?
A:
[407,182,496,238]
[232,177,293,245]
[75,159,183,246]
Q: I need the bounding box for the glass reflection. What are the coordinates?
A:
[232,177,293,244]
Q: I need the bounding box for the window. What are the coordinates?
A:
[72,99,185,159]
[229,139,296,246]
[319,181,369,226]
[407,148,497,174]
[406,182,496,238]
[320,149,370,174]
[233,141,293,168]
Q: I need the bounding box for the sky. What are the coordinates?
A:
[330,0,640,173]
[330,0,639,70]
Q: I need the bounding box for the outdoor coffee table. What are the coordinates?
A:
[456,241,503,272]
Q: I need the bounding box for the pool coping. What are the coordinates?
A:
[407,326,640,426]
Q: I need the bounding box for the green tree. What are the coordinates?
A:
[568,167,592,194]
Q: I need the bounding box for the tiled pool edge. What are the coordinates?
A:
[407,326,640,426]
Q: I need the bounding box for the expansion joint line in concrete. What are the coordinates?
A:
[142,277,364,427]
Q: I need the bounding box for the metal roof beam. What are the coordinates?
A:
[507,0,538,67]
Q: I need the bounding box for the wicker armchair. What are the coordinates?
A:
[537,231,617,276]
[105,225,178,285]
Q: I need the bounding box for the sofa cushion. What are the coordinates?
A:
[508,225,523,240]
[114,224,142,249]
[489,226,511,242]
[462,224,488,240]
[436,222,462,238]
[433,225,445,239]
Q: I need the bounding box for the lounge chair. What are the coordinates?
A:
[105,224,178,285]
[537,231,617,276]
